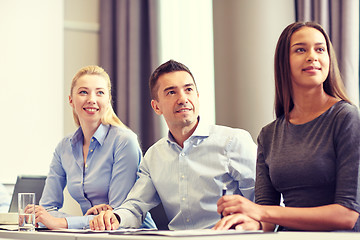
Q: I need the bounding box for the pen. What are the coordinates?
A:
[221,185,227,219]
[45,206,57,212]
[222,185,227,197]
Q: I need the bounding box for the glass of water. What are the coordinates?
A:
[18,193,35,231]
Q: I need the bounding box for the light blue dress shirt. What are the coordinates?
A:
[40,124,155,229]
[0,183,10,213]
[115,119,257,230]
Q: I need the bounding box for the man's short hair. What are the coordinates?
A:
[149,59,197,100]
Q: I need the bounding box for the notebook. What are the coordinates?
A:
[0,175,46,224]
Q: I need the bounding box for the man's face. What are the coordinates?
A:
[151,71,199,130]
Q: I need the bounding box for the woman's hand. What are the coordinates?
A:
[85,204,113,215]
[217,195,264,221]
[212,213,262,230]
[35,205,67,229]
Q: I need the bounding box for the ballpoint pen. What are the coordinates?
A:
[45,206,57,212]
[221,184,227,219]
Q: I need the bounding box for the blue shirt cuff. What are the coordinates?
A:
[65,215,95,229]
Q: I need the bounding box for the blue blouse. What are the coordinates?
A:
[40,124,155,229]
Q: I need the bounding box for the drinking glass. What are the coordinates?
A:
[18,193,35,231]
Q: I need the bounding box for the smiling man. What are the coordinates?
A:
[90,60,257,230]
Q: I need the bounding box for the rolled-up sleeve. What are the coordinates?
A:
[228,129,257,201]
[115,157,161,229]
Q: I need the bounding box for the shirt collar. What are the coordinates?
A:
[70,124,110,146]
[191,116,210,137]
[70,127,84,146]
[167,116,210,144]
[92,124,110,146]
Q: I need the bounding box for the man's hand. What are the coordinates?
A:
[90,210,119,230]
[85,204,113,215]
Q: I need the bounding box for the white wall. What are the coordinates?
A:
[0,0,64,183]
[213,0,295,141]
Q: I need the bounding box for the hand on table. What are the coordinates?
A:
[34,205,67,229]
[85,204,113,215]
[217,195,264,221]
[90,210,119,230]
[212,213,262,230]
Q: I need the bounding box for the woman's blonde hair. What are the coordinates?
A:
[70,65,125,128]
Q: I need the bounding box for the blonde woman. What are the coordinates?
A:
[35,65,155,229]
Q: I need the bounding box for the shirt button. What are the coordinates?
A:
[181,175,185,179]
[180,153,185,156]
[90,149,93,152]
[182,197,185,201]
[85,164,88,168]
[91,139,94,142]
[186,218,190,222]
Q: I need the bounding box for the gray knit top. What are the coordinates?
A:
[256,101,360,231]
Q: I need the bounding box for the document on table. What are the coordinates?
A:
[39,228,267,237]
[0,225,18,231]
[39,228,157,234]
[38,228,111,234]
[110,229,265,237]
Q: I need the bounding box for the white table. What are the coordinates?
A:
[0,230,359,240]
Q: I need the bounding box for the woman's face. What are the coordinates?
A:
[289,26,330,91]
[69,74,110,127]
